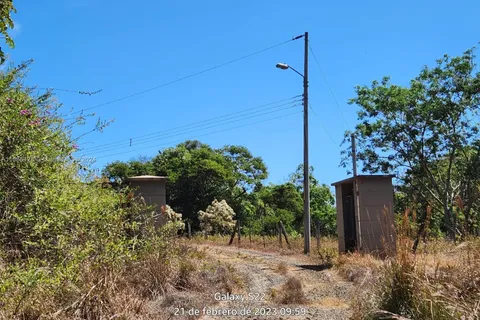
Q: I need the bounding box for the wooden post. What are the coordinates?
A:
[279,221,290,248]
[237,219,241,245]
[229,220,239,245]
[351,133,357,177]
[278,222,282,247]
[187,221,192,239]
[316,220,321,250]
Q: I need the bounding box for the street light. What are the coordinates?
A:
[275,32,310,255]
[276,63,304,78]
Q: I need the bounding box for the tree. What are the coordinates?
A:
[255,183,303,233]
[151,141,234,228]
[198,199,236,235]
[102,155,154,185]
[342,47,480,239]
[220,145,268,217]
[289,164,337,235]
[0,0,15,64]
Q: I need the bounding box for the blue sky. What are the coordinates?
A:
[6,0,480,187]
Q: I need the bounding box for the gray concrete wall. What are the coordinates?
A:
[356,177,396,256]
[129,179,167,228]
[335,185,345,253]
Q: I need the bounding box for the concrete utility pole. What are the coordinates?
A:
[276,32,310,254]
[303,32,310,255]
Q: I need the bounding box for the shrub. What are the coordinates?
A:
[198,199,236,235]
[276,276,306,305]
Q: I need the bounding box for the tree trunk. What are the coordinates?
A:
[443,203,454,240]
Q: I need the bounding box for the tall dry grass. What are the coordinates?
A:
[0,241,241,320]
[337,207,480,320]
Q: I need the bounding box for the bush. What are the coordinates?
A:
[198,199,236,235]
[0,62,149,317]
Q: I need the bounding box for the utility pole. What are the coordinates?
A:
[275,32,310,254]
[351,133,357,177]
[303,32,310,255]
[351,133,361,250]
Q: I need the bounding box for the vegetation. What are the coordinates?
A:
[1,1,480,319]
[0,59,241,319]
[102,147,337,237]
[342,46,480,240]
[198,199,236,235]
[338,215,480,320]
[0,0,15,64]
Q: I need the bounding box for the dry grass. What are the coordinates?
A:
[338,231,480,319]
[191,234,338,257]
[318,297,348,308]
[276,262,288,275]
[0,243,241,320]
[275,276,307,305]
[336,252,382,285]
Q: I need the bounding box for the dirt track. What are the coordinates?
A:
[194,244,355,320]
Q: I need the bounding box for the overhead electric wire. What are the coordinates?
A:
[309,43,351,130]
[79,100,301,156]
[81,95,301,153]
[68,37,300,116]
[86,110,302,160]
[309,103,338,145]
[38,88,103,96]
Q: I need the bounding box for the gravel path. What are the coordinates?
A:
[194,244,355,320]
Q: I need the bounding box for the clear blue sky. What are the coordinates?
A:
[7,0,480,187]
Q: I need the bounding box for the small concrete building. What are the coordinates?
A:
[126,175,168,228]
[331,175,396,257]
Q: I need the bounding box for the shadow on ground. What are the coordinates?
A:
[295,263,333,271]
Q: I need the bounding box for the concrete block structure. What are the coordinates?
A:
[126,175,168,228]
[331,175,396,257]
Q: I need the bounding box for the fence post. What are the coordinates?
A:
[316,220,321,250]
[187,221,192,239]
[279,221,290,248]
[237,219,241,245]
[229,220,239,245]
[277,222,282,247]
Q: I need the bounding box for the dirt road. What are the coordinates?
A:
[194,244,355,320]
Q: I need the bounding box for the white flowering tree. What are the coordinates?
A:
[161,205,185,235]
[198,199,236,235]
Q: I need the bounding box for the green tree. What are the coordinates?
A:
[151,141,234,229]
[342,47,480,239]
[102,155,154,185]
[0,0,15,64]
[198,199,236,235]
[403,142,480,236]
[289,164,337,235]
[0,61,140,268]
[220,145,268,217]
[255,183,303,233]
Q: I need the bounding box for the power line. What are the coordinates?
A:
[81,95,301,153]
[30,87,103,95]
[87,110,302,160]
[309,103,338,145]
[309,43,351,130]
[79,101,301,156]
[68,37,300,116]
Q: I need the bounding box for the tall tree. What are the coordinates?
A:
[289,164,337,234]
[102,155,153,185]
[342,47,480,239]
[0,0,15,64]
[151,141,234,228]
[220,145,268,217]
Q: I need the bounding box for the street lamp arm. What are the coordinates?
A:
[288,66,304,78]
